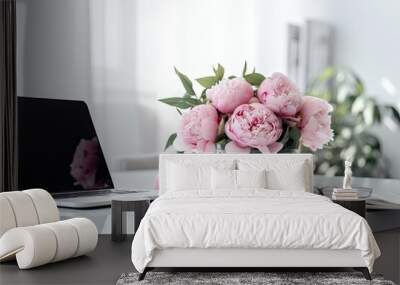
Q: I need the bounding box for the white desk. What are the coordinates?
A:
[59,170,158,234]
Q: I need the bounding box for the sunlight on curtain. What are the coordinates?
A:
[89,0,400,176]
[88,0,328,164]
[89,0,259,164]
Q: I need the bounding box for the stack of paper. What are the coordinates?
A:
[332,188,359,200]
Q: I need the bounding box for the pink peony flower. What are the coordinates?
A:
[225,103,283,153]
[206,78,253,113]
[70,138,100,189]
[224,141,251,153]
[174,104,219,153]
[257,72,302,117]
[299,96,334,151]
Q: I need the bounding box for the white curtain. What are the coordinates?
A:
[88,0,261,166]
[88,0,400,176]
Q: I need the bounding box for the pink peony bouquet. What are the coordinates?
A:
[160,63,334,154]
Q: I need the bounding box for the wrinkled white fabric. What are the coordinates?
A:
[131,190,380,273]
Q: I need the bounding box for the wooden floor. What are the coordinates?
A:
[0,235,134,285]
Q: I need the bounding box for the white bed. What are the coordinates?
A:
[131,154,380,280]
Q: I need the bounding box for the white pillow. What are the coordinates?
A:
[236,169,267,189]
[211,169,268,191]
[166,160,235,192]
[237,159,307,191]
[211,168,236,190]
[166,162,209,191]
[267,167,306,191]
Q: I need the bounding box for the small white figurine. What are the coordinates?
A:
[343,160,352,190]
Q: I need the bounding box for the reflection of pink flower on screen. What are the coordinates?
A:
[70,137,100,189]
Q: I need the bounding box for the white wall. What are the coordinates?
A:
[322,0,400,178]
[329,0,400,103]
[252,0,400,177]
[87,0,330,160]
[17,0,400,177]
[17,0,91,101]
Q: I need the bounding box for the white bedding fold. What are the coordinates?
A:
[131,190,380,272]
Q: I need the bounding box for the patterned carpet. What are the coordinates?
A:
[116,271,396,285]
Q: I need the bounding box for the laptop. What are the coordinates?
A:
[18,97,151,208]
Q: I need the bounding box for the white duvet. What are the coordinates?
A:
[131,190,380,272]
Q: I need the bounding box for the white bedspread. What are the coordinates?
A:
[131,190,380,272]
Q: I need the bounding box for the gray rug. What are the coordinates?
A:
[116,272,396,285]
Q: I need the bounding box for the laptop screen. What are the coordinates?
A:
[18,97,114,193]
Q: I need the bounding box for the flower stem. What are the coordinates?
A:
[297,140,303,153]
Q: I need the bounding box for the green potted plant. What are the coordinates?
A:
[307,67,400,177]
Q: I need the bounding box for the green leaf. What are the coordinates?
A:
[351,96,366,114]
[289,127,301,140]
[199,89,208,103]
[196,76,219,89]
[244,73,266,87]
[228,75,236,79]
[215,133,227,143]
[242,61,247,76]
[363,101,375,125]
[319,66,335,81]
[353,73,365,95]
[159,97,202,109]
[279,126,301,150]
[217,117,226,136]
[174,67,196,96]
[387,106,400,123]
[373,105,381,123]
[278,125,291,145]
[214,64,225,81]
[164,133,177,151]
[355,81,364,95]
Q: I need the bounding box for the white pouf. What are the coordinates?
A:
[0,189,98,269]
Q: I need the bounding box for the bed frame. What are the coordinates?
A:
[139,154,372,280]
[140,248,370,280]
